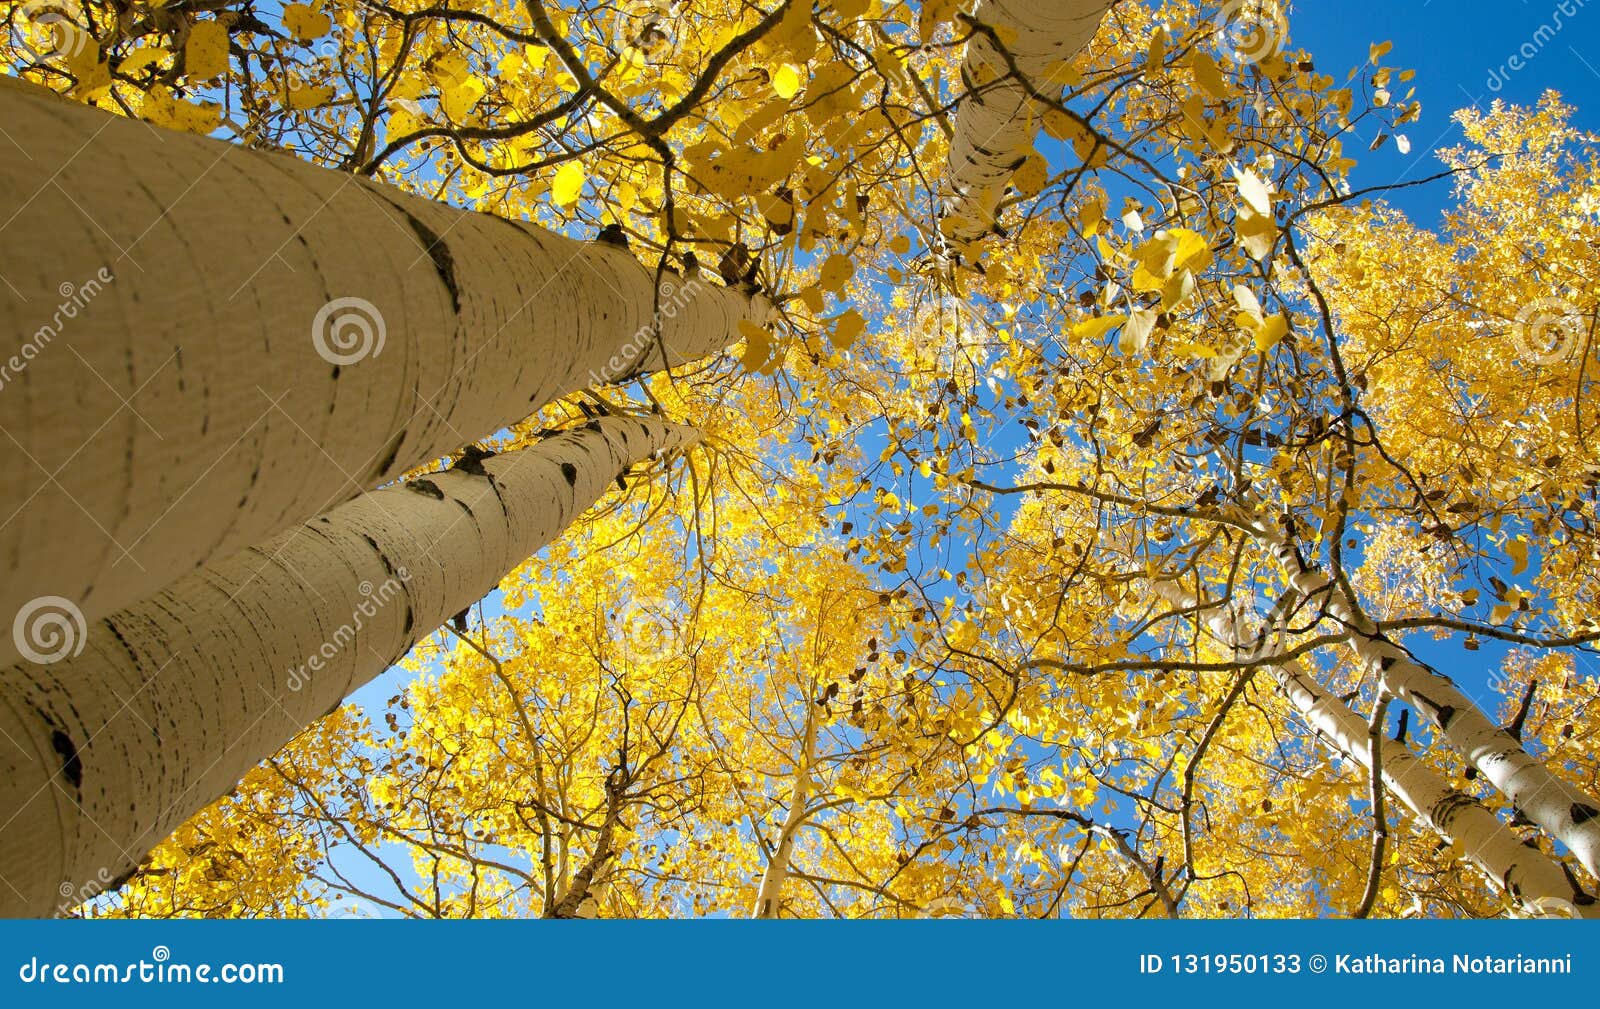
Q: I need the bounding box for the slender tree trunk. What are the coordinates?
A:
[0,78,762,663]
[751,707,817,919]
[1242,511,1600,880]
[1151,580,1596,918]
[546,776,623,920]
[0,416,690,917]
[941,0,1112,244]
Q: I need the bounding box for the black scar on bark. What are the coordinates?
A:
[406,479,446,500]
[51,730,83,791]
[381,194,461,313]
[561,462,578,485]
[369,430,406,483]
[362,534,398,579]
[105,619,141,668]
[452,445,494,478]
[1572,803,1599,825]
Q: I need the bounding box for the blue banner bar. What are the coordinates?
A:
[2,921,1592,1007]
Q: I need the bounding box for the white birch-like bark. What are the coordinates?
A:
[1150,580,1596,918]
[941,0,1113,244]
[0,78,763,663]
[1240,512,1600,881]
[0,415,691,917]
[750,706,817,919]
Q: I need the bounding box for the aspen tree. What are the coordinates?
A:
[0,416,691,916]
[0,79,763,662]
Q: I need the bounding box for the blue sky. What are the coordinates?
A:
[1295,0,1599,221]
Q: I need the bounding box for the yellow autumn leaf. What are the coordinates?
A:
[1072,315,1126,341]
[287,83,336,110]
[119,45,170,79]
[185,20,229,80]
[819,253,854,293]
[1250,312,1290,352]
[142,85,222,135]
[1234,167,1274,217]
[772,64,802,100]
[738,319,774,371]
[1507,536,1529,576]
[1120,308,1158,355]
[831,309,865,349]
[551,161,585,207]
[282,3,332,42]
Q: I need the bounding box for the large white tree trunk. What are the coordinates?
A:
[0,415,691,917]
[1150,580,1595,918]
[0,79,763,665]
[940,0,1113,244]
[750,707,817,919]
[1241,511,1600,881]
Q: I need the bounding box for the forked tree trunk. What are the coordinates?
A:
[1151,580,1595,918]
[941,0,1113,244]
[0,415,691,917]
[1242,511,1600,881]
[750,706,817,919]
[0,78,763,663]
